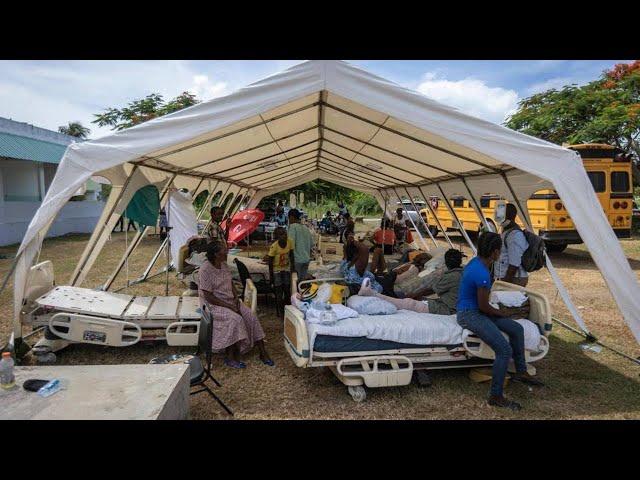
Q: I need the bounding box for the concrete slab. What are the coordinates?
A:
[0,364,189,420]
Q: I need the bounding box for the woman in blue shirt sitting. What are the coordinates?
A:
[457,232,543,410]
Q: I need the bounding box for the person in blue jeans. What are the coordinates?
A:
[457,232,544,410]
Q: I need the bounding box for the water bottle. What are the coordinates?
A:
[37,379,62,398]
[321,304,337,326]
[0,352,16,390]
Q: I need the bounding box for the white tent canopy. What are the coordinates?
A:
[11,60,640,345]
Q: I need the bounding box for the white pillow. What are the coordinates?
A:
[347,295,398,315]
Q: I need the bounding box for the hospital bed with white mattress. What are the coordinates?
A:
[284,280,551,402]
[21,260,258,354]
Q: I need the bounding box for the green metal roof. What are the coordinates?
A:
[0,131,69,164]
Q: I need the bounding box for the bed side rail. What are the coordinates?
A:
[283,305,310,367]
[166,321,199,346]
[49,312,141,347]
[23,261,55,310]
[491,280,552,336]
[297,277,346,294]
[243,278,258,314]
[335,355,413,388]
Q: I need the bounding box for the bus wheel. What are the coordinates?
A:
[428,225,439,238]
[546,242,568,253]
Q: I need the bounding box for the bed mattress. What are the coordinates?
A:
[306,309,542,354]
[307,310,466,349]
[313,334,462,353]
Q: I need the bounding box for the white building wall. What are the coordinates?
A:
[0,199,104,247]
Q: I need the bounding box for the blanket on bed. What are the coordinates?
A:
[306,310,542,355]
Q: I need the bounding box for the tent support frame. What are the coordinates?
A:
[461,177,491,231]
[70,165,139,286]
[408,186,454,249]
[500,173,594,338]
[102,173,177,291]
[226,149,319,181]
[320,146,410,186]
[392,188,435,249]
[134,179,217,285]
[134,101,322,169]
[429,184,477,254]
[404,187,444,248]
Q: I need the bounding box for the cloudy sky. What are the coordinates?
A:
[0,60,628,139]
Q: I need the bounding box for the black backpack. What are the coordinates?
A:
[504,227,546,272]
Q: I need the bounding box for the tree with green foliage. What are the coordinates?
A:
[260,179,383,219]
[58,121,90,139]
[93,92,200,131]
[505,60,640,184]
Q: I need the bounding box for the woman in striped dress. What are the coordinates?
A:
[198,241,274,369]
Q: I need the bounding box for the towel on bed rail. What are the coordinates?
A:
[489,291,528,308]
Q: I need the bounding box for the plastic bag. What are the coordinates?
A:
[315,283,332,304]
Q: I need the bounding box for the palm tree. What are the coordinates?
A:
[58,121,90,139]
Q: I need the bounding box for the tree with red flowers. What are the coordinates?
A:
[506,60,640,185]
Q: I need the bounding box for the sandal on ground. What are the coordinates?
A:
[488,395,522,411]
[224,359,246,369]
[510,372,545,387]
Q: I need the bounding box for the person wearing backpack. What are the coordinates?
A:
[494,203,530,287]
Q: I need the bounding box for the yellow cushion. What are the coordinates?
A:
[329,284,348,304]
[301,283,348,304]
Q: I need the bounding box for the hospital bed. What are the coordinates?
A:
[284,279,551,402]
[21,260,258,354]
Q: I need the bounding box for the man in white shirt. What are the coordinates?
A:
[494,203,529,287]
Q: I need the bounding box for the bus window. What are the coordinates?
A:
[480,196,491,208]
[587,171,606,192]
[452,198,464,207]
[611,171,630,192]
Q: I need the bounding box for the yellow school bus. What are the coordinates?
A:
[420,144,633,252]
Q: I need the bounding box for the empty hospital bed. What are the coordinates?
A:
[284,280,551,402]
[21,260,258,354]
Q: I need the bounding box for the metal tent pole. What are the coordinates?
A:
[70,164,139,286]
[102,173,176,291]
[410,185,454,248]
[404,186,453,248]
[461,177,491,231]
[432,183,477,255]
[500,173,594,339]
[135,181,215,285]
[165,189,172,296]
[391,187,435,249]
[202,182,233,235]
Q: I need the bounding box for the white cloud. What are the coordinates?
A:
[0,60,237,140]
[190,74,228,100]
[416,74,520,124]
[526,77,577,95]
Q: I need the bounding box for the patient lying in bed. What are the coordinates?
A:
[359,249,466,315]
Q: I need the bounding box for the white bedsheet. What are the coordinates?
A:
[306,309,542,355]
[307,310,464,351]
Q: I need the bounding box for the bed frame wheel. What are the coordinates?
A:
[348,386,366,402]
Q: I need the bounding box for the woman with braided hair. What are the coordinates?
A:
[456,232,543,411]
